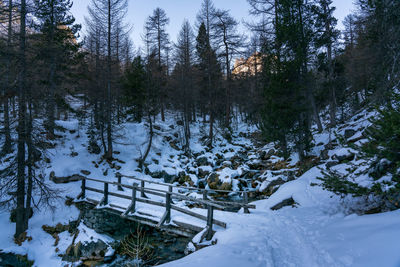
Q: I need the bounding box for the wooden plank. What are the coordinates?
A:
[98,205,196,238]
[206,206,214,240]
[173,220,204,233]
[157,211,169,227]
[171,205,226,228]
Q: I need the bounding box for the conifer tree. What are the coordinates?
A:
[34,0,80,139]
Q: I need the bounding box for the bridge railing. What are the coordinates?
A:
[116,173,256,214]
[76,176,231,240]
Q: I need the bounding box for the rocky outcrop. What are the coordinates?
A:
[49,172,84,184]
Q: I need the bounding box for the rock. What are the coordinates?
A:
[326,161,339,169]
[247,160,265,170]
[81,170,91,176]
[219,182,232,191]
[270,197,296,210]
[169,141,180,151]
[176,120,184,126]
[207,173,221,190]
[320,149,329,160]
[196,156,211,167]
[153,125,161,131]
[197,179,206,189]
[222,161,232,167]
[369,158,393,179]
[344,129,357,139]
[50,174,84,184]
[332,149,355,162]
[0,252,34,267]
[260,178,286,196]
[80,240,109,259]
[88,140,101,154]
[198,167,211,179]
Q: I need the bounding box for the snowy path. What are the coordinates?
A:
[162,166,400,267]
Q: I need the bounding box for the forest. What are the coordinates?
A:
[0,0,400,266]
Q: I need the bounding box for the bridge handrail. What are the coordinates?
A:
[77,176,227,235]
[118,172,252,193]
[116,173,255,211]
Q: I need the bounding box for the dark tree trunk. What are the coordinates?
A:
[15,0,27,238]
[139,113,153,170]
[106,0,113,160]
[2,0,13,154]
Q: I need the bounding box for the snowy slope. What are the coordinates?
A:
[162,166,400,267]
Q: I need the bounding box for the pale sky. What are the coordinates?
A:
[71,0,356,50]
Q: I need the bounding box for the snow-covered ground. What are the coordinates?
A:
[163,166,400,267]
[1,96,400,267]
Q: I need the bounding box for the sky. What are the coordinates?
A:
[71,0,356,51]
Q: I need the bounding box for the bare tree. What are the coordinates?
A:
[213,9,244,128]
[173,20,195,153]
[86,0,129,160]
[144,7,170,122]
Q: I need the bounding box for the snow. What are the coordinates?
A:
[1,102,399,267]
[162,166,400,267]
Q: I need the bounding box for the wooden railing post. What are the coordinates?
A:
[206,205,214,241]
[130,183,137,213]
[79,178,86,199]
[116,173,123,191]
[103,183,109,205]
[165,186,172,224]
[243,191,250,214]
[141,180,146,198]
[203,190,208,200]
[122,182,137,217]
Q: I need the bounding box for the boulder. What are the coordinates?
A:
[259,178,286,196]
[219,182,232,191]
[50,173,84,184]
[332,149,355,163]
[344,129,357,139]
[0,253,33,267]
[207,173,221,190]
[198,167,211,179]
[326,161,339,169]
[320,149,329,160]
[368,158,393,179]
[270,197,296,210]
[169,141,180,151]
[196,156,211,167]
[88,140,101,154]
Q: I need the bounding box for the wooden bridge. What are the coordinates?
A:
[74,173,255,241]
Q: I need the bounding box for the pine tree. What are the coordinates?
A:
[196,22,221,147]
[34,0,80,139]
[313,0,340,127]
[123,56,146,122]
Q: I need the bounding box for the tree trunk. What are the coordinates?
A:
[2,0,13,154]
[24,103,33,230]
[15,0,27,238]
[139,113,153,170]
[106,0,113,160]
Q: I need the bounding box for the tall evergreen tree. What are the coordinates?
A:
[196,22,221,147]
[34,0,80,139]
[313,0,339,127]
